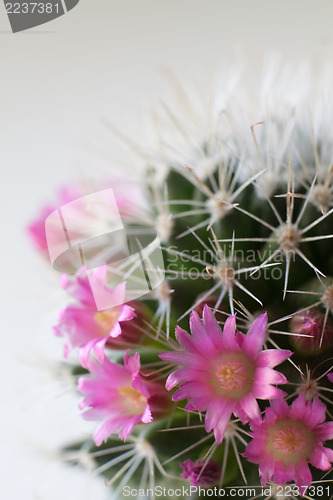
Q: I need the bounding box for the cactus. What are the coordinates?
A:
[29,65,333,499]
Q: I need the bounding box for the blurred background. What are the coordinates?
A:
[1,1,333,498]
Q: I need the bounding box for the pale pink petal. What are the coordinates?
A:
[79,339,99,368]
[113,281,126,305]
[118,304,136,322]
[93,338,108,364]
[141,405,153,424]
[124,350,140,374]
[109,322,122,338]
[118,417,139,441]
[93,418,123,446]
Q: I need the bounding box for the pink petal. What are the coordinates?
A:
[205,399,235,443]
[221,314,239,351]
[93,338,108,364]
[118,304,136,322]
[159,351,198,367]
[202,305,225,350]
[189,310,207,340]
[141,405,153,424]
[79,339,98,368]
[309,446,331,470]
[118,417,139,441]
[273,463,295,486]
[239,393,261,422]
[316,422,333,441]
[304,397,327,427]
[251,384,286,400]
[294,459,312,489]
[113,281,126,305]
[213,412,233,443]
[175,326,199,353]
[110,321,122,338]
[256,348,292,368]
[242,313,268,359]
[124,350,141,375]
[172,382,207,402]
[270,397,289,417]
[254,367,287,386]
[190,310,216,354]
[165,368,193,390]
[93,418,122,445]
[258,456,275,485]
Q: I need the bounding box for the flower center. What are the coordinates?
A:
[273,426,306,454]
[214,354,254,398]
[118,386,147,412]
[94,308,120,335]
[267,420,313,464]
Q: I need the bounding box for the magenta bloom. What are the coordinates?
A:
[53,267,135,367]
[159,306,291,443]
[327,372,333,383]
[78,351,165,444]
[180,459,220,487]
[244,394,333,488]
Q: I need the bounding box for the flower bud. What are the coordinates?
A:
[289,309,333,355]
[180,459,220,487]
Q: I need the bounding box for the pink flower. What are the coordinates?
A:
[244,394,333,489]
[27,180,148,260]
[180,459,220,487]
[53,266,135,367]
[159,306,291,443]
[327,372,333,383]
[78,350,166,444]
[27,186,81,255]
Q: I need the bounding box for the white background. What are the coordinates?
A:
[1,1,333,498]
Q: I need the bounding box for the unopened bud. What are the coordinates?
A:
[289,309,333,355]
[180,459,220,487]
